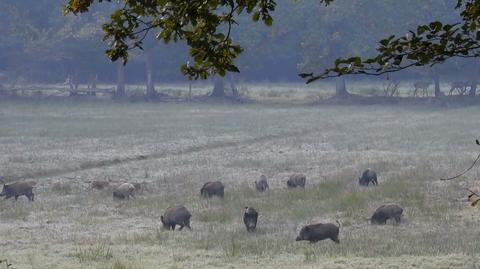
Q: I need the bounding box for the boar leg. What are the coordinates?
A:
[331,236,340,244]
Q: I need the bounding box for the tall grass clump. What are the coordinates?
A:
[73,243,113,263]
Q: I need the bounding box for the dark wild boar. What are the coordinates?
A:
[255,175,269,192]
[370,204,403,225]
[112,183,135,200]
[200,181,224,198]
[0,180,35,201]
[132,182,143,193]
[358,168,378,186]
[161,205,192,231]
[296,221,340,243]
[91,180,110,190]
[243,207,258,232]
[287,173,306,188]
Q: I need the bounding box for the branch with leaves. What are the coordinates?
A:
[64,0,335,79]
[300,0,480,83]
[64,0,280,79]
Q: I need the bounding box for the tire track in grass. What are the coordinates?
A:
[5,128,319,181]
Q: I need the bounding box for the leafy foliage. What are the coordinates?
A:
[65,0,479,82]
[300,0,480,83]
[64,0,335,79]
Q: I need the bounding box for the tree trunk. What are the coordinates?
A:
[145,50,156,99]
[115,62,125,98]
[92,74,97,90]
[469,83,477,97]
[68,72,78,96]
[188,81,192,101]
[229,74,239,97]
[335,77,349,97]
[210,78,225,97]
[469,63,479,98]
[73,71,79,90]
[433,71,442,97]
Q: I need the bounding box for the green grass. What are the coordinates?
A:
[72,243,113,263]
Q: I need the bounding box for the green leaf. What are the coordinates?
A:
[429,21,442,32]
[252,12,260,22]
[264,16,273,26]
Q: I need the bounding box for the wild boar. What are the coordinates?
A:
[255,175,269,192]
[0,180,35,201]
[161,205,192,231]
[112,183,135,200]
[370,204,403,225]
[287,173,306,188]
[243,207,258,232]
[91,180,110,190]
[358,168,378,186]
[200,181,224,198]
[132,182,142,193]
[296,221,340,243]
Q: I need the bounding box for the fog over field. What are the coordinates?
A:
[2,1,480,269]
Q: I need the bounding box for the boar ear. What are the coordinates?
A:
[303,226,310,232]
[160,216,164,224]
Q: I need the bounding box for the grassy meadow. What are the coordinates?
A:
[1,84,480,269]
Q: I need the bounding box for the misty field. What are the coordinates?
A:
[1,97,480,269]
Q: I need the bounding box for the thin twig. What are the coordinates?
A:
[466,187,480,197]
[440,142,480,180]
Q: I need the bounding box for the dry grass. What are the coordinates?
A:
[0,93,480,268]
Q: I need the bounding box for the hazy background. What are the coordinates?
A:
[0,0,476,86]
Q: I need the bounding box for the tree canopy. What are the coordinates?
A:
[64,0,480,83]
[65,0,332,79]
[300,0,480,82]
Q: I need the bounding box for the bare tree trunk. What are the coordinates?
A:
[335,77,349,97]
[88,73,97,96]
[145,50,156,99]
[229,74,239,98]
[9,70,19,90]
[68,72,79,96]
[470,63,479,97]
[434,72,442,97]
[92,74,97,90]
[210,78,225,97]
[67,74,74,91]
[74,71,79,90]
[469,83,477,97]
[115,62,125,98]
[188,81,192,101]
